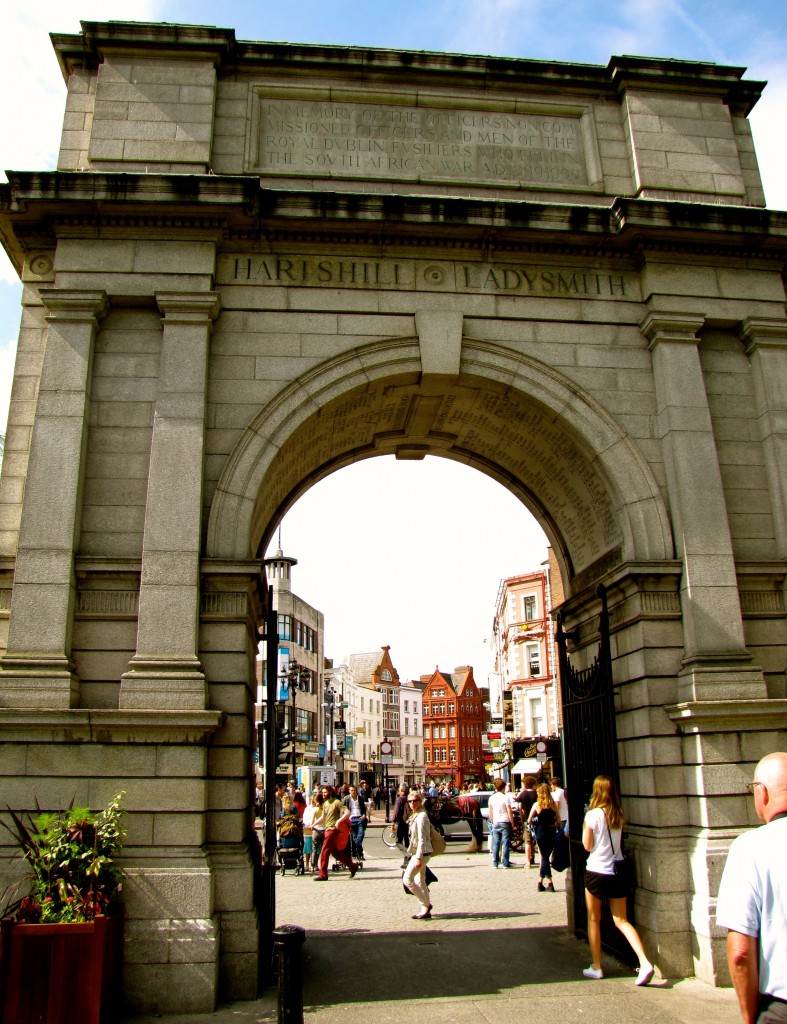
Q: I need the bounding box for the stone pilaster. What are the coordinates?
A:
[120,293,220,710]
[640,310,766,702]
[0,289,107,708]
[739,317,787,558]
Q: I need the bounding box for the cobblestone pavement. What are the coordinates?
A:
[127,825,741,1023]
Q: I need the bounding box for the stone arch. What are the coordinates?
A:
[206,335,673,588]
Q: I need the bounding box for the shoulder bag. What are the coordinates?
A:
[605,818,635,890]
[429,822,447,856]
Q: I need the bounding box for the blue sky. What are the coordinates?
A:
[1,0,786,681]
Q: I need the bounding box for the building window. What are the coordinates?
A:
[449,724,456,738]
[423,704,429,715]
[466,688,474,696]
[405,743,410,761]
[294,709,315,741]
[277,614,292,640]
[448,702,454,713]
[527,643,542,676]
[440,725,446,739]
[381,669,392,681]
[403,700,409,712]
[404,718,410,735]
[425,749,431,763]
[360,697,364,711]
[424,725,430,738]
[524,594,537,620]
[449,748,456,762]
[530,697,544,735]
[414,744,419,761]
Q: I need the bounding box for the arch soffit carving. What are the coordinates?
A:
[206,336,673,578]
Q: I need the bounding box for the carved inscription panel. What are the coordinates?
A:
[218,254,637,300]
[252,93,594,188]
[253,382,621,575]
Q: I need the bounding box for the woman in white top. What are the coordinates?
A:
[301,794,319,873]
[582,775,653,986]
[403,790,433,920]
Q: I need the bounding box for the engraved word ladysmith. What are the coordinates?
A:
[256,97,589,186]
[223,255,633,299]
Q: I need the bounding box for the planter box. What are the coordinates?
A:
[0,913,123,1024]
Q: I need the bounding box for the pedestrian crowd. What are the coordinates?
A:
[254,752,786,1019]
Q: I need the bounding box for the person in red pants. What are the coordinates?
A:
[314,785,359,881]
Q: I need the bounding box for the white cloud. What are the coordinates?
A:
[0,1,162,285]
[749,66,787,210]
[0,338,16,438]
[437,0,541,57]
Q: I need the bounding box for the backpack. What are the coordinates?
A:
[429,823,447,856]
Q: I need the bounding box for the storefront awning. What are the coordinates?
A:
[511,758,541,775]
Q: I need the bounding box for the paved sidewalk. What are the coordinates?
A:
[126,826,740,1023]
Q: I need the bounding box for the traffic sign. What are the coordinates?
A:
[536,740,547,753]
[379,740,393,756]
[380,754,393,765]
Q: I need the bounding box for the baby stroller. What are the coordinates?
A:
[276,812,305,875]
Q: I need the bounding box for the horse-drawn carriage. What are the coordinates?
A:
[382,792,526,852]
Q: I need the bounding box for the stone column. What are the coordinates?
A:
[120,292,220,710]
[0,289,107,708]
[640,311,766,702]
[738,317,787,558]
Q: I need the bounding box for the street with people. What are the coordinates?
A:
[245,769,783,1024]
[212,821,742,1024]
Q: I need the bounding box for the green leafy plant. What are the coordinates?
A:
[1,792,126,923]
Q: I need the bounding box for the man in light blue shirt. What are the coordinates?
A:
[717,752,787,1023]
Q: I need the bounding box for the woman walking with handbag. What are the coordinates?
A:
[527,783,560,891]
[582,775,654,985]
[403,790,434,920]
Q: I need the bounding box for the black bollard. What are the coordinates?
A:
[272,924,306,1024]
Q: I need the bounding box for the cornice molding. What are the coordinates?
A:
[665,699,787,734]
[0,708,225,744]
[3,175,787,271]
[50,22,763,114]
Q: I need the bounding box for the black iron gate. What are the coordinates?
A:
[557,584,636,966]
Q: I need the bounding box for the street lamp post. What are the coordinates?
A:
[280,660,311,784]
[323,686,337,776]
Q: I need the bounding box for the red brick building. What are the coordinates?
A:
[421,666,486,790]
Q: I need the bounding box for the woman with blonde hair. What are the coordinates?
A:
[301,792,320,873]
[527,782,560,891]
[581,774,653,986]
[403,790,433,919]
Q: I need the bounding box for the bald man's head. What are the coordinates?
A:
[752,751,787,823]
